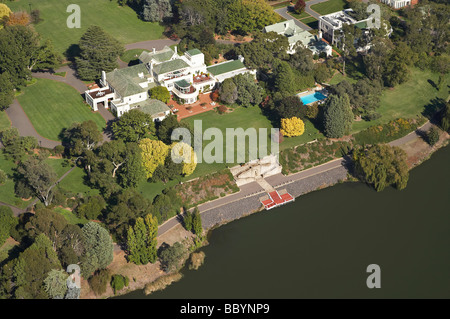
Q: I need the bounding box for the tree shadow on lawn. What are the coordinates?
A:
[422,97,446,123]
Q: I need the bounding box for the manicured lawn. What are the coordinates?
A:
[301,16,318,29]
[0,111,11,132]
[8,0,165,55]
[57,166,99,197]
[352,68,450,132]
[54,207,88,225]
[17,78,106,141]
[310,0,347,15]
[289,11,312,20]
[120,49,149,64]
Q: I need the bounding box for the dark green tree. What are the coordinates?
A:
[75,25,124,81]
[112,109,155,142]
[62,120,103,156]
[323,94,353,138]
[81,222,114,278]
[192,207,203,236]
[0,206,17,246]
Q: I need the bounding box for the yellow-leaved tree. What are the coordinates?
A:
[280,117,305,137]
[0,4,12,29]
[139,138,169,178]
[171,142,197,176]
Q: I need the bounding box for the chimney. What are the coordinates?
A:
[238,55,244,63]
[101,71,106,86]
[152,48,156,53]
[318,31,322,40]
[174,46,177,55]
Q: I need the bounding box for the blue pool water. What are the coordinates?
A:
[300,92,327,104]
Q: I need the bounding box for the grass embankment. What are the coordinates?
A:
[53,207,89,225]
[17,78,106,141]
[8,0,165,55]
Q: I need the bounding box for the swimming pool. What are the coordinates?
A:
[300,91,327,104]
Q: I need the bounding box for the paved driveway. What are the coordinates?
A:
[305,0,329,19]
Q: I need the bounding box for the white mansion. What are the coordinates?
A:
[85,46,255,119]
[263,20,332,56]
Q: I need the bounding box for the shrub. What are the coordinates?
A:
[88,269,111,296]
[53,145,65,156]
[426,127,440,146]
[217,105,228,114]
[110,274,129,295]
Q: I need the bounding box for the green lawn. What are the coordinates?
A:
[0,111,11,132]
[8,0,165,55]
[120,49,149,64]
[53,207,88,225]
[301,16,319,29]
[289,11,312,20]
[17,78,106,141]
[310,0,347,15]
[57,166,99,197]
[352,68,450,132]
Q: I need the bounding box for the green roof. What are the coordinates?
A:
[105,64,151,97]
[139,46,175,64]
[186,48,202,56]
[207,60,246,76]
[175,79,190,88]
[133,99,171,117]
[152,59,190,75]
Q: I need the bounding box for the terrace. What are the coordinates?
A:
[193,74,212,83]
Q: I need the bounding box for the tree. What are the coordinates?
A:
[294,0,306,14]
[183,211,193,231]
[159,241,185,272]
[17,157,58,206]
[141,0,173,22]
[139,138,170,178]
[227,0,280,34]
[112,109,155,142]
[75,25,124,81]
[110,274,129,294]
[88,269,111,296]
[323,94,353,138]
[281,117,305,137]
[353,144,409,192]
[219,78,238,104]
[0,25,60,87]
[288,45,314,73]
[0,206,17,246]
[0,72,14,111]
[44,269,68,299]
[273,59,296,97]
[126,214,158,265]
[63,120,103,156]
[440,103,450,132]
[192,207,203,236]
[81,222,114,278]
[77,195,106,220]
[150,86,171,103]
[426,127,440,146]
[5,12,30,26]
[13,234,62,299]
[233,73,263,107]
[170,142,197,176]
[157,114,193,145]
[276,95,304,120]
[0,4,11,29]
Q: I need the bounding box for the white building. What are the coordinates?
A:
[318,9,371,46]
[380,0,412,9]
[85,46,255,117]
[263,20,332,56]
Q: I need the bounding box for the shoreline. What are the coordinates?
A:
[94,126,449,299]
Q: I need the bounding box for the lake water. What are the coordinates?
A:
[300,92,327,105]
[120,145,450,299]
